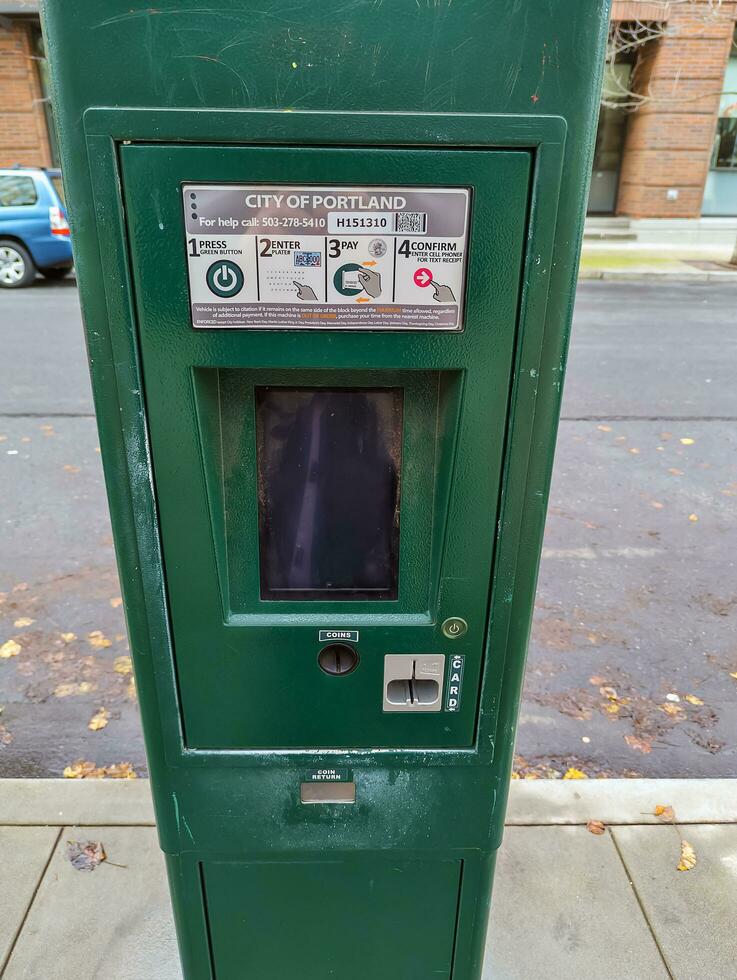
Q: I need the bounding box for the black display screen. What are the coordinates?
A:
[256,387,403,600]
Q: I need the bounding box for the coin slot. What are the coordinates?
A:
[317,643,359,676]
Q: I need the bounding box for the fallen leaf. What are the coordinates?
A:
[13,617,34,628]
[87,630,112,649]
[599,686,618,701]
[107,762,137,779]
[54,682,96,698]
[562,767,587,780]
[88,707,110,731]
[680,438,695,446]
[63,760,97,778]
[63,759,137,780]
[666,693,681,702]
[661,702,684,717]
[624,734,652,754]
[688,513,699,522]
[0,640,21,659]
[511,771,520,780]
[604,702,621,715]
[730,672,737,680]
[60,632,77,643]
[66,839,106,872]
[586,820,606,835]
[127,677,136,699]
[110,597,123,609]
[685,694,704,705]
[677,840,697,872]
[654,804,675,822]
[114,655,132,675]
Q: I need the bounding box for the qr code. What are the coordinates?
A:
[394,211,427,233]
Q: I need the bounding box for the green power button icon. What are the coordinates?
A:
[206,260,244,298]
[442,617,468,639]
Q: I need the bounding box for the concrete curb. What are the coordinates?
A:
[0,778,734,826]
[579,268,737,283]
[0,779,155,826]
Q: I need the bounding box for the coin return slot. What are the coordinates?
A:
[383,654,445,712]
[301,782,356,804]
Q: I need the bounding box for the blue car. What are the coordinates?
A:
[0,167,73,288]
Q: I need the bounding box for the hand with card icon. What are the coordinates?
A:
[357,268,382,299]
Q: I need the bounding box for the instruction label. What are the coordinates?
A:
[183,184,470,331]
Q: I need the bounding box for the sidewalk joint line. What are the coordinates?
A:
[0,412,95,419]
[608,828,675,980]
[0,821,157,828]
[0,826,63,978]
[1,819,734,828]
[560,415,737,422]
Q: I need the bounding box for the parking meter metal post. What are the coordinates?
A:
[42,2,610,977]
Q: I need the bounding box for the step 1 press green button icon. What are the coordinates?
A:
[206,260,244,298]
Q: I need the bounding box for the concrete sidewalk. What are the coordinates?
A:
[579,245,737,282]
[0,780,735,979]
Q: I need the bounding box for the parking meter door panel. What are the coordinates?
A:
[120,143,531,749]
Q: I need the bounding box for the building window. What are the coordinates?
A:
[30,25,60,168]
[703,27,737,215]
[710,35,737,172]
[713,118,737,170]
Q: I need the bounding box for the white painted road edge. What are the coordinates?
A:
[0,778,734,827]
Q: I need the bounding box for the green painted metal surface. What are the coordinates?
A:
[41,2,610,977]
[204,857,462,978]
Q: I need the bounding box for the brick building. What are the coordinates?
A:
[0,1,54,169]
[1,1,736,220]
[590,1,736,219]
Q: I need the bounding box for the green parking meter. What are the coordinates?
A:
[42,2,609,976]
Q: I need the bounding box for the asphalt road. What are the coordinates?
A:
[0,279,735,777]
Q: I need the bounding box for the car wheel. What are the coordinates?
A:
[0,240,36,288]
[41,265,71,280]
